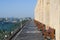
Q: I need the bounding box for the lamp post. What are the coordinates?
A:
[20,18,23,28]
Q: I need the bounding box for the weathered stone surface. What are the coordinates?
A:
[34,0,60,40]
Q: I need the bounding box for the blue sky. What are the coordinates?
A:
[0,0,37,18]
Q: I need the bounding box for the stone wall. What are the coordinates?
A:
[34,0,60,40]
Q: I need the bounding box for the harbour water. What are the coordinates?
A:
[0,22,15,32]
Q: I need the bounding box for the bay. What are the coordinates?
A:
[0,22,16,32]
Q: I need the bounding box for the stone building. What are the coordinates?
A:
[34,0,60,40]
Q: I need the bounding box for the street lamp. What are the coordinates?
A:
[20,18,23,28]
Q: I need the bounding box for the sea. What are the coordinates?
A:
[0,22,15,32]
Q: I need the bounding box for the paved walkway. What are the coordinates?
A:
[12,20,44,40]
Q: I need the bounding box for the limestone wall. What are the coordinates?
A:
[35,0,43,23]
[34,0,60,40]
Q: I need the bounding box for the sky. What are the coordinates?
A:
[0,0,37,18]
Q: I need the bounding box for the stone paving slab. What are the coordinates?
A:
[12,20,44,40]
